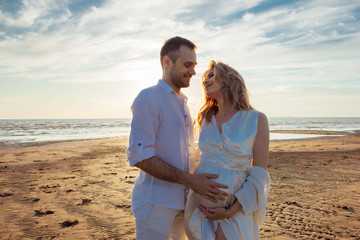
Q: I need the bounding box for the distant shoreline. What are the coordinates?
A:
[1,118,359,145]
[0,136,126,149]
[0,131,355,150]
[270,129,350,135]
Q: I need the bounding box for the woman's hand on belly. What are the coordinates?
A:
[199,200,244,220]
[198,205,227,220]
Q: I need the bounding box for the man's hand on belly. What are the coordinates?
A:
[184,173,229,203]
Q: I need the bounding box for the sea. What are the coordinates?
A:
[0,117,359,145]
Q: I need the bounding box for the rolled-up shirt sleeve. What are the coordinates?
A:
[127,90,160,167]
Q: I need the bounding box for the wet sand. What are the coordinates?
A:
[0,133,359,239]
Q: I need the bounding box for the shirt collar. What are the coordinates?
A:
[158,79,188,101]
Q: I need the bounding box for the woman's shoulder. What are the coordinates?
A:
[255,111,269,131]
[240,110,268,127]
[238,109,265,118]
[255,111,267,121]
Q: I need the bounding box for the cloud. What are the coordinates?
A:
[256,0,360,47]
[0,0,359,118]
[0,0,72,32]
[1,0,358,83]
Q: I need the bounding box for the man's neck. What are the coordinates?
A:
[162,77,180,94]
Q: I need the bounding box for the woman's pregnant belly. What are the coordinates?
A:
[189,162,248,208]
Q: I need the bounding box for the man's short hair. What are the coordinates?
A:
[160,36,197,66]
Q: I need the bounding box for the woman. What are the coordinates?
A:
[184,60,270,240]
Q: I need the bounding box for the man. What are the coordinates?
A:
[127,36,228,240]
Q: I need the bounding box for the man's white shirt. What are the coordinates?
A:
[127,80,197,212]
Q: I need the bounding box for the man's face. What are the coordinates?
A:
[168,45,197,89]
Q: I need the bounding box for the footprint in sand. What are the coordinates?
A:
[34,210,54,217]
[39,184,60,193]
[60,220,79,228]
[115,204,131,209]
[77,198,92,206]
[61,176,76,180]
[125,176,135,179]
[333,204,355,213]
[265,202,338,239]
[0,193,13,197]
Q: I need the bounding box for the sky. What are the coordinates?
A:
[0,0,359,119]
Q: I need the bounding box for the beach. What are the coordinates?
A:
[0,133,359,240]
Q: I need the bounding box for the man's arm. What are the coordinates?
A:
[135,156,228,202]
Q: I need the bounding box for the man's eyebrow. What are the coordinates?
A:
[184,61,197,65]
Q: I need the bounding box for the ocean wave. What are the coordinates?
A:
[1,118,359,144]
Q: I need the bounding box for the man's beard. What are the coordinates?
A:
[170,71,190,89]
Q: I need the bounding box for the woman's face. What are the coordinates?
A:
[203,68,222,100]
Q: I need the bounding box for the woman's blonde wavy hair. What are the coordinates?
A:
[195,60,254,128]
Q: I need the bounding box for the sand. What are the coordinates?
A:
[0,133,359,240]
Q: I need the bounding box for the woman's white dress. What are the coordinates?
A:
[184,110,270,240]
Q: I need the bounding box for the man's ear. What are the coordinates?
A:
[163,55,172,68]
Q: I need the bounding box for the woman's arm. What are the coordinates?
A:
[252,112,269,169]
[199,112,269,220]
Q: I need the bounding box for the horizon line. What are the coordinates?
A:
[1,116,360,120]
